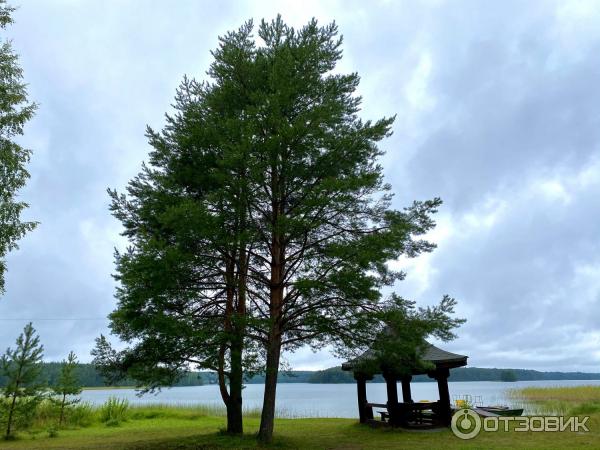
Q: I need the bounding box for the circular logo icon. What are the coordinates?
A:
[451,408,481,440]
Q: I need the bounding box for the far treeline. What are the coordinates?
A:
[2,364,599,388]
[306,366,600,383]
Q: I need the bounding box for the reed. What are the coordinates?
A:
[508,385,600,416]
[508,385,600,403]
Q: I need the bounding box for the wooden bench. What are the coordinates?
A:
[366,403,388,422]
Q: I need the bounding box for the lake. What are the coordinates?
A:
[81,379,600,418]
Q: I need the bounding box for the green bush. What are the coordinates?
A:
[99,397,129,425]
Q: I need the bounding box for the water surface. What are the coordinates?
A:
[81,379,600,418]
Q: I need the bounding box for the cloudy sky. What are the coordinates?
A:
[1,0,599,372]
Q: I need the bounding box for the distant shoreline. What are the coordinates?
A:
[79,378,600,390]
[4,364,600,390]
[81,386,138,390]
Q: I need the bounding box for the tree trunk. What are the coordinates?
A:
[5,392,17,439]
[226,334,244,434]
[219,258,243,435]
[59,394,66,426]
[258,165,285,444]
[226,246,248,434]
[258,331,281,443]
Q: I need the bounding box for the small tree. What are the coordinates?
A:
[0,322,44,439]
[0,1,38,294]
[52,351,82,426]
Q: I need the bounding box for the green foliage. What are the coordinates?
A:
[0,395,40,434]
[0,0,38,294]
[0,322,45,439]
[99,397,130,426]
[52,351,82,397]
[51,351,82,426]
[354,295,465,377]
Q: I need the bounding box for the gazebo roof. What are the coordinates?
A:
[341,342,468,375]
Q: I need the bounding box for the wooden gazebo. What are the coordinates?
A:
[342,342,467,427]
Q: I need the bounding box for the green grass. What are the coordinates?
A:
[0,415,598,449]
[1,388,600,449]
[0,406,598,449]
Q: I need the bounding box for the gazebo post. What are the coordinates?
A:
[401,376,413,403]
[383,372,399,426]
[433,368,451,426]
[354,373,373,423]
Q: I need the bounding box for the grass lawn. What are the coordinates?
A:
[0,413,598,449]
[2,387,600,449]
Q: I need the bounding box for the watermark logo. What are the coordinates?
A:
[451,409,590,440]
[451,409,481,439]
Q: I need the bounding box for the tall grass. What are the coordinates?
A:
[508,385,600,403]
[125,403,299,419]
[508,385,600,416]
[2,397,306,438]
[99,397,130,426]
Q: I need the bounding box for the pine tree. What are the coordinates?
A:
[0,1,38,294]
[51,351,82,426]
[0,322,44,439]
[101,16,461,443]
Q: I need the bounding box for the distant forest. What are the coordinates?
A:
[306,366,600,384]
[2,363,600,388]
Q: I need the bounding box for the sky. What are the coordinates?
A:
[1,0,599,372]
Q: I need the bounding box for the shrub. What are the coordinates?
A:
[99,397,129,425]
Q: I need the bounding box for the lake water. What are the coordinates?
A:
[81,379,600,418]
